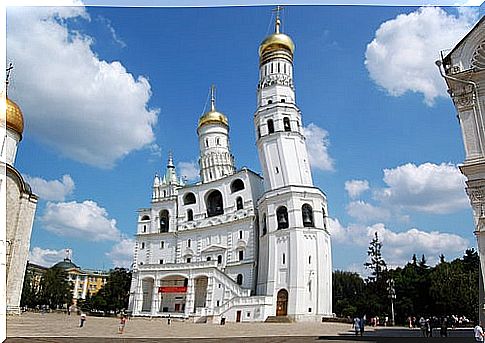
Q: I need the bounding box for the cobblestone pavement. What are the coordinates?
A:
[7,312,352,340]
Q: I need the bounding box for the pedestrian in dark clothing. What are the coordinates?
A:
[360,317,365,336]
[440,318,448,337]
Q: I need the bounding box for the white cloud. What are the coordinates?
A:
[7,6,158,168]
[365,7,477,105]
[178,161,199,182]
[345,180,370,198]
[29,247,68,268]
[303,123,335,172]
[375,162,469,214]
[23,174,75,201]
[41,200,121,241]
[328,217,469,267]
[346,200,391,223]
[106,238,135,268]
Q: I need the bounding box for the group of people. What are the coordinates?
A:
[417,316,450,337]
[352,316,366,336]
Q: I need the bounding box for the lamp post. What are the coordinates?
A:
[387,278,396,326]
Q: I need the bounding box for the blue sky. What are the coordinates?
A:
[6,2,485,273]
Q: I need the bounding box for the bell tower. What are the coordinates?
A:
[255,8,332,321]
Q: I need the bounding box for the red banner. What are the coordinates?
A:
[158,286,187,293]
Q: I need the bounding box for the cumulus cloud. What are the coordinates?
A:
[29,247,69,268]
[23,174,75,201]
[328,217,469,267]
[303,123,335,172]
[345,180,370,198]
[41,200,121,241]
[106,237,135,268]
[365,7,477,105]
[375,162,469,214]
[346,200,391,223]
[7,6,158,168]
[178,161,199,182]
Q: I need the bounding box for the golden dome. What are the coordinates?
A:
[259,32,295,56]
[198,110,228,129]
[198,86,229,129]
[6,98,24,136]
[259,17,295,57]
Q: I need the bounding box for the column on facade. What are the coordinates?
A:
[82,275,88,299]
[185,276,195,315]
[151,278,160,315]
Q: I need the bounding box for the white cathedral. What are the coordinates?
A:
[128,13,333,323]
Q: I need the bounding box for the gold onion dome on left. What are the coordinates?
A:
[198,86,228,129]
[5,97,24,137]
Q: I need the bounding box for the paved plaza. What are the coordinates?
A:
[7,312,352,339]
[6,312,477,342]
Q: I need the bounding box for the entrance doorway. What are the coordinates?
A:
[236,310,242,322]
[276,289,288,316]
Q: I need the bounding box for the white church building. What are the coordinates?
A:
[128,13,333,323]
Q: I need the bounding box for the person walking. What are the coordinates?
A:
[352,317,360,336]
[419,317,426,337]
[118,315,127,334]
[474,321,485,342]
[79,313,86,328]
[440,317,448,337]
[359,316,365,336]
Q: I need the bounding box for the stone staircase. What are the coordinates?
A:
[265,316,292,323]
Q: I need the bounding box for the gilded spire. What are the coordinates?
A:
[274,5,283,34]
[210,84,216,111]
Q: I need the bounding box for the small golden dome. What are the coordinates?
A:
[6,98,24,136]
[198,110,228,129]
[198,85,229,129]
[259,17,295,57]
[259,32,295,56]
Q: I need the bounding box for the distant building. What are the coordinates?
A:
[438,16,485,321]
[49,258,109,304]
[2,90,38,314]
[128,12,332,323]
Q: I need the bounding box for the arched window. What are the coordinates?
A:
[183,193,196,205]
[207,256,211,261]
[236,197,243,210]
[141,215,150,221]
[159,210,169,232]
[276,206,289,229]
[216,137,220,145]
[283,117,291,131]
[281,98,286,103]
[217,255,223,264]
[188,239,191,248]
[302,204,314,227]
[258,126,261,138]
[205,138,209,147]
[143,225,147,233]
[230,179,245,193]
[187,209,193,221]
[267,119,275,134]
[206,190,224,217]
[239,250,244,261]
[268,100,273,105]
[262,213,267,236]
[236,274,243,285]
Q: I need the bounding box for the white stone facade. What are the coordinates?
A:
[439,17,485,321]
[129,15,332,323]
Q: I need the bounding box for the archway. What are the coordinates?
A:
[206,190,224,217]
[276,289,288,316]
[159,275,188,313]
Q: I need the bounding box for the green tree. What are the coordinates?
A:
[38,267,73,309]
[20,269,38,308]
[333,270,365,317]
[91,268,131,314]
[364,232,387,281]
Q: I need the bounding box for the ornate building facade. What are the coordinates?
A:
[1,94,38,315]
[438,16,485,321]
[128,14,333,323]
